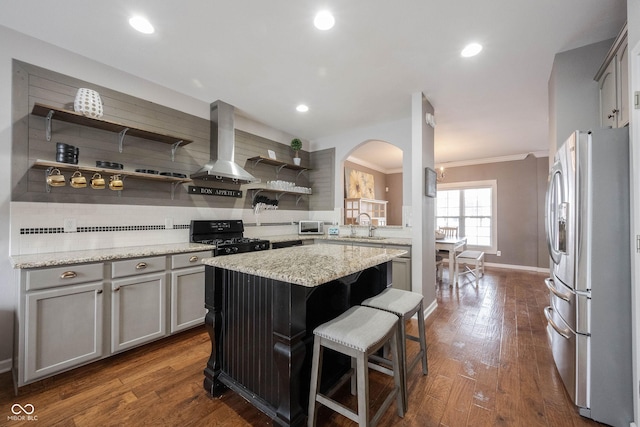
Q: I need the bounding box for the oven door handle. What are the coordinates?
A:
[544,278,571,302]
[544,306,571,339]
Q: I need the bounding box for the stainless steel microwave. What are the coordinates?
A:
[298,220,324,235]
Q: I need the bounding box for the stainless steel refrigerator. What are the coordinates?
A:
[544,129,632,427]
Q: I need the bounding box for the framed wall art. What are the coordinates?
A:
[425,167,437,198]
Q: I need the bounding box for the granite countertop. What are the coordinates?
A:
[201,244,407,287]
[10,243,214,269]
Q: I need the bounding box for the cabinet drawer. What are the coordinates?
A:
[171,251,212,270]
[26,263,103,291]
[111,256,166,279]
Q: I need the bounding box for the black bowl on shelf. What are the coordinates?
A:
[96,161,124,170]
[160,172,187,178]
[135,169,159,174]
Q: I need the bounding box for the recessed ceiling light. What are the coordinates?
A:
[461,43,482,58]
[314,11,335,30]
[129,16,155,34]
[296,104,309,113]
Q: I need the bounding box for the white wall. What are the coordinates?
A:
[311,117,412,215]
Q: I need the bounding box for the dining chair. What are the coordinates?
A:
[440,226,458,238]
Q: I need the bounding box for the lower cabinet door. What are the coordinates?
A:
[24,282,104,383]
[392,257,411,291]
[170,266,206,333]
[111,272,166,353]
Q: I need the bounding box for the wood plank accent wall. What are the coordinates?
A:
[11,60,312,211]
[309,148,334,211]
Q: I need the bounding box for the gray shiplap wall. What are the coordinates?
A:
[12,60,312,210]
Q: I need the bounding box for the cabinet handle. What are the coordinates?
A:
[97,289,103,294]
[60,271,77,279]
[608,109,620,119]
[114,286,121,292]
[189,256,199,262]
[135,262,147,270]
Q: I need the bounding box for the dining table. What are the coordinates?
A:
[435,237,467,284]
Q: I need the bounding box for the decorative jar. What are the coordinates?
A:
[74,88,103,118]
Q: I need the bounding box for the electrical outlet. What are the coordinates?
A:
[165,218,174,229]
[64,218,77,233]
[496,250,502,256]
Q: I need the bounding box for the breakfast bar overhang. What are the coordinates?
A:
[201,244,407,427]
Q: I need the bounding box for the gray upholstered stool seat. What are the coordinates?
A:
[308,306,404,427]
[361,288,428,413]
[455,250,485,286]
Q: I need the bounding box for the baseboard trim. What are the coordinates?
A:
[424,299,438,320]
[443,259,548,274]
[0,358,12,374]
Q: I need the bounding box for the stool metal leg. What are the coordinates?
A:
[417,302,428,375]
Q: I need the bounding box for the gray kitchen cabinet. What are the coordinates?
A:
[17,263,104,386]
[110,256,167,353]
[596,23,628,128]
[320,240,412,291]
[169,251,210,333]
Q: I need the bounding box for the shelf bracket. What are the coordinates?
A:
[274,164,287,177]
[296,169,308,179]
[45,110,54,142]
[295,195,304,205]
[170,181,183,200]
[170,140,184,162]
[118,128,130,153]
[250,158,265,169]
[45,167,53,193]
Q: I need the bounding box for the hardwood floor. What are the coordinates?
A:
[0,267,605,426]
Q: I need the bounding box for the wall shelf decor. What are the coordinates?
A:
[242,183,311,207]
[31,103,193,161]
[32,159,191,199]
[247,156,310,178]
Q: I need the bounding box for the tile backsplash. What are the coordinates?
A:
[11,202,332,255]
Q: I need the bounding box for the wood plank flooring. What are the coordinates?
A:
[0,267,605,426]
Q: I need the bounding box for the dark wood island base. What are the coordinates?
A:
[203,255,394,427]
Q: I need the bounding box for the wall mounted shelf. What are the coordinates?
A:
[31,103,193,161]
[247,156,310,178]
[33,159,191,199]
[242,183,311,206]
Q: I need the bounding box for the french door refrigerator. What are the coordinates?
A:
[544,128,632,427]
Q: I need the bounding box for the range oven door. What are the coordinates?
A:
[545,134,576,289]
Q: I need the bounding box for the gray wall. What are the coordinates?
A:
[439,155,549,269]
[548,39,614,162]
[309,148,335,211]
[12,60,312,211]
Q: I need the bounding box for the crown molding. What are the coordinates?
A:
[436,151,548,169]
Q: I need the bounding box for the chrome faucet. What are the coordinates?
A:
[356,213,376,237]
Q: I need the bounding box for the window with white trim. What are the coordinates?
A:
[436,180,497,253]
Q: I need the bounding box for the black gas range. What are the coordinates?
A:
[190,220,270,256]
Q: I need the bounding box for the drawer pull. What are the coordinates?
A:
[60,271,77,279]
[135,262,147,270]
[97,289,103,294]
[189,256,199,263]
[114,287,121,292]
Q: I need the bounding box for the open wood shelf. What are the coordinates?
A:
[32,103,193,146]
[247,156,310,175]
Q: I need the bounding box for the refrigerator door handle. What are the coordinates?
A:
[545,277,571,302]
[545,164,564,264]
[544,306,571,339]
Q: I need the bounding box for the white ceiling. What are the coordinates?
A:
[0,0,626,166]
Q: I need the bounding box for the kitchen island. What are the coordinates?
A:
[201,244,407,427]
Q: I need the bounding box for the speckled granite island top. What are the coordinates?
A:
[201,243,406,287]
[10,243,214,269]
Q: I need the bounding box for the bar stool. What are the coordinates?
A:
[361,288,428,412]
[308,306,404,427]
[455,250,485,286]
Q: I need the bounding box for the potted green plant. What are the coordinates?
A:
[290,138,303,165]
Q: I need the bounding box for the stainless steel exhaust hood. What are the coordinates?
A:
[190,100,257,183]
